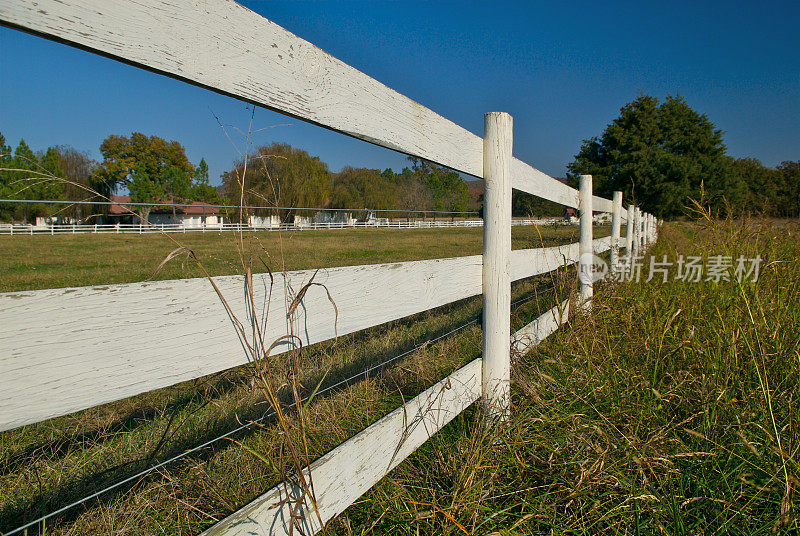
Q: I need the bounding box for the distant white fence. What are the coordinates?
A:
[0,2,661,535]
[0,218,567,235]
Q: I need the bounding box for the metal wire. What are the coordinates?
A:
[4,318,480,536]
[512,282,558,307]
[0,198,478,215]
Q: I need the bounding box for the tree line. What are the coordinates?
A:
[0,134,475,224]
[220,144,473,221]
[3,96,796,224]
[0,132,221,223]
[0,134,106,223]
[567,94,799,219]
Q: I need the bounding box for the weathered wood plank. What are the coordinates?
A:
[511,242,578,281]
[200,357,483,536]
[0,0,613,210]
[512,299,570,357]
[0,256,484,431]
[593,235,613,253]
[510,158,578,207]
[0,241,590,432]
[509,236,609,284]
[509,159,613,211]
[592,195,614,213]
[579,175,594,312]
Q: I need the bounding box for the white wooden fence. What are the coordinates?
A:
[0,2,661,534]
[0,218,566,235]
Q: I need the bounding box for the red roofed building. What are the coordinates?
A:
[107,195,222,227]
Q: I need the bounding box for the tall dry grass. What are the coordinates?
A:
[330,215,799,534]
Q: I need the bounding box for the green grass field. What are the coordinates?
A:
[0,224,582,535]
[3,220,794,535]
[0,224,591,292]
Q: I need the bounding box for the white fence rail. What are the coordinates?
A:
[0,218,569,235]
[202,298,571,536]
[0,2,660,535]
[0,239,612,431]
[0,0,616,213]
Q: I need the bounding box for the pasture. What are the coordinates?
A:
[3,1,793,534]
[0,226,578,535]
[0,224,594,292]
[3,220,797,534]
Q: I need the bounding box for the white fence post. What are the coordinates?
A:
[578,174,593,312]
[626,204,634,257]
[642,213,647,248]
[650,214,656,243]
[610,191,622,270]
[640,210,646,250]
[482,111,512,421]
[633,207,641,253]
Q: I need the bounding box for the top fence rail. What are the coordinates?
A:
[0,0,613,212]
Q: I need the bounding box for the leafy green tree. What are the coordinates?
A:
[163,165,194,220]
[728,158,779,216]
[408,157,470,213]
[126,164,164,221]
[0,140,66,222]
[221,142,331,222]
[96,132,196,221]
[191,158,221,204]
[330,167,398,219]
[568,95,733,218]
[0,133,10,160]
[776,161,800,217]
[0,134,19,221]
[39,147,64,178]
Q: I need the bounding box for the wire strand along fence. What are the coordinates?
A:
[0,2,660,535]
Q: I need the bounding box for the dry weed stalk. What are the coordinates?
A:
[3,112,333,533]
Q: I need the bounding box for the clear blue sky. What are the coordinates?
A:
[1,0,798,186]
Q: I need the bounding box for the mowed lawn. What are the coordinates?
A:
[0,224,603,292]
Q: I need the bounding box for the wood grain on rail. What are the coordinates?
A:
[0,0,613,209]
